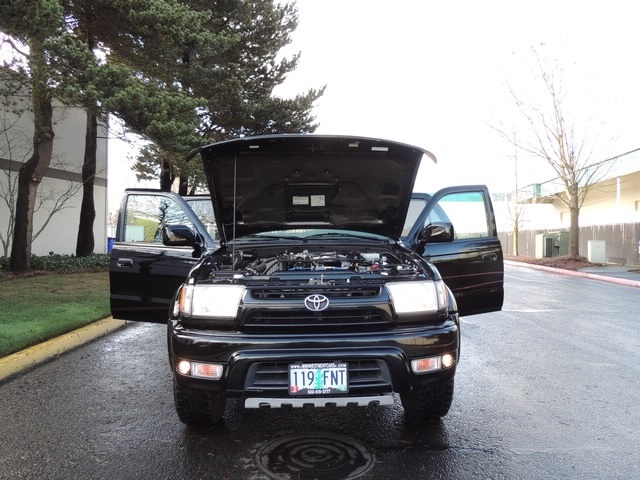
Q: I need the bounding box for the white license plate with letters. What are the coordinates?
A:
[289,362,348,395]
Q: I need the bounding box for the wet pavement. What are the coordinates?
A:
[2,264,639,479]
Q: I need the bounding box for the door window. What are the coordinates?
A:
[427,191,490,240]
[122,195,194,243]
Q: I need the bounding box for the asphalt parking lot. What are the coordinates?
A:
[1,262,639,479]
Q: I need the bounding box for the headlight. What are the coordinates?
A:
[386,280,448,314]
[179,283,246,318]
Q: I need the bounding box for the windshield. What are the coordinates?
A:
[401,195,451,238]
[185,197,219,240]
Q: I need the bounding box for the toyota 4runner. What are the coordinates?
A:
[110,134,503,426]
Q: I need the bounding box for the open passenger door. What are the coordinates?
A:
[404,186,504,317]
[109,190,217,323]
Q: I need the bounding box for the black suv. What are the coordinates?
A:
[110,134,503,426]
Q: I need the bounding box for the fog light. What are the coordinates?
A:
[176,360,191,375]
[442,353,455,368]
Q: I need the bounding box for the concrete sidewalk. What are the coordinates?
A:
[2,262,638,383]
[505,260,640,288]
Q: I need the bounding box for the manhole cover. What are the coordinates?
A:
[255,432,375,479]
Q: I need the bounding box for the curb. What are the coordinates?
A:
[504,260,640,288]
[0,317,128,383]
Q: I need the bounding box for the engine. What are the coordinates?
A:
[218,248,425,277]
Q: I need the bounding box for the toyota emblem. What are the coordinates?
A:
[304,294,330,312]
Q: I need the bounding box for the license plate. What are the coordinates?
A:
[289,363,348,395]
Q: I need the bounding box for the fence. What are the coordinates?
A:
[498,223,640,266]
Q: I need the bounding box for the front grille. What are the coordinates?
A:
[246,360,392,395]
[242,308,391,333]
[252,286,380,300]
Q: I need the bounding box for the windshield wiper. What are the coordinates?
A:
[243,234,306,241]
[304,232,371,240]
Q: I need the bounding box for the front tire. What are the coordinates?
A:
[400,378,454,421]
[173,380,226,427]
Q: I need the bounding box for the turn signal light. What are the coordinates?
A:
[410,353,456,374]
[411,357,441,373]
[175,359,224,379]
[192,363,223,379]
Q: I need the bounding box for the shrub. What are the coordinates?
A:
[0,253,110,273]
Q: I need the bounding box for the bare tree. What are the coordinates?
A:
[504,131,527,256]
[31,157,85,241]
[0,103,29,257]
[495,51,608,258]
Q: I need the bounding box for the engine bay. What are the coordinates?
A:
[205,246,429,279]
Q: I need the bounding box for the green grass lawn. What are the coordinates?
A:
[0,271,110,358]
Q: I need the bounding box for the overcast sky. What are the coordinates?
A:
[109,0,640,209]
[274,0,640,191]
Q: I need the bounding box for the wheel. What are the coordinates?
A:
[173,380,226,427]
[400,378,454,420]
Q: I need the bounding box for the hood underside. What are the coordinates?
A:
[195,135,435,241]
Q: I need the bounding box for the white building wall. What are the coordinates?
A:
[495,173,640,234]
[553,171,640,228]
[0,97,108,256]
[519,150,640,230]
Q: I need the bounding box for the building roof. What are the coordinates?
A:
[522,147,640,202]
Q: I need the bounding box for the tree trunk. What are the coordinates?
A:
[569,206,580,257]
[568,186,580,258]
[75,106,97,256]
[178,176,189,195]
[160,157,172,191]
[9,43,54,272]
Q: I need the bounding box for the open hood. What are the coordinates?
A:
[194,135,436,242]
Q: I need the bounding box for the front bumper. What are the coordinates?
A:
[168,317,459,400]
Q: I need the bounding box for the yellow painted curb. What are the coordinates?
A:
[0,317,128,382]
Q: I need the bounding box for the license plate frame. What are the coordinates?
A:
[288,362,349,395]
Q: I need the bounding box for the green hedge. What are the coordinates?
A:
[0,253,110,273]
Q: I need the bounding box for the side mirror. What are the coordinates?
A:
[162,224,198,246]
[419,222,454,244]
